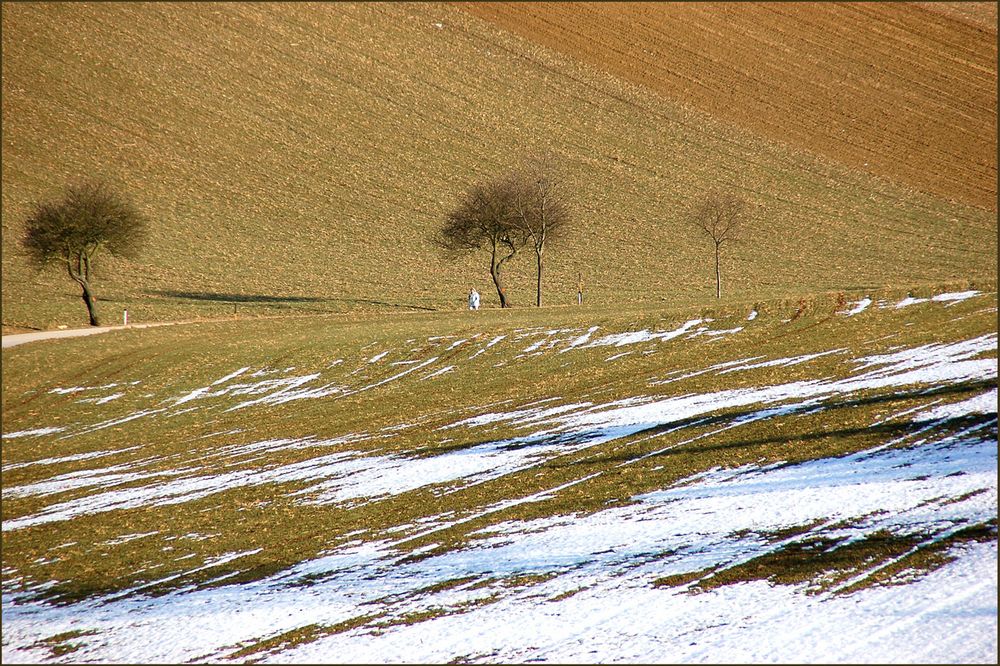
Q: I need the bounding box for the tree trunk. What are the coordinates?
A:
[490,245,509,308]
[714,242,722,300]
[80,280,101,326]
[67,253,101,326]
[535,250,544,307]
[491,263,508,308]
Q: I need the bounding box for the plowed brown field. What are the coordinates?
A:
[459,2,998,211]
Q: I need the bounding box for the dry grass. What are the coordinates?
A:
[2,3,995,331]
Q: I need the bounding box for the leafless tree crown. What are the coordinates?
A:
[439,155,574,308]
[22,180,147,325]
[690,188,746,247]
[438,176,521,255]
[689,188,750,300]
[438,174,524,308]
[23,180,146,264]
[510,153,572,306]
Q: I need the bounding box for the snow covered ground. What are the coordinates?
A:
[2,420,995,662]
[2,292,996,663]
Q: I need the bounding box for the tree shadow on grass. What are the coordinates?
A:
[633,413,997,465]
[573,379,998,467]
[415,380,997,464]
[152,290,327,304]
[147,290,438,312]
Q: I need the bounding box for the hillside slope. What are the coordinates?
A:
[2,2,996,330]
[460,1,998,211]
[2,287,996,661]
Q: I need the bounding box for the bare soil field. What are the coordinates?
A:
[460,2,998,211]
[2,3,995,331]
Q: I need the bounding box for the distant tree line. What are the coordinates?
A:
[20,161,754,329]
[440,154,754,307]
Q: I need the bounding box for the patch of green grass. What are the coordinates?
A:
[30,629,98,658]
[837,519,998,595]
[226,615,382,662]
[547,586,589,601]
[653,568,714,590]
[687,520,998,597]
[379,593,503,631]
[694,530,924,595]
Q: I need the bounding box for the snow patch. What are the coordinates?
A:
[2,427,67,439]
[914,388,997,422]
[895,296,930,309]
[932,290,980,305]
[586,319,703,348]
[211,367,251,386]
[841,297,872,316]
[422,366,455,380]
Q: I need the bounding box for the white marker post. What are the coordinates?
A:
[123,309,129,326]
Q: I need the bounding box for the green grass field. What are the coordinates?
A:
[2,285,995,619]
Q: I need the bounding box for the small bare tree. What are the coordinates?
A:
[439,176,523,308]
[22,181,147,326]
[511,155,571,307]
[690,188,748,300]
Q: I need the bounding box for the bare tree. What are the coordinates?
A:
[22,181,147,326]
[439,176,523,308]
[511,155,571,307]
[689,188,748,300]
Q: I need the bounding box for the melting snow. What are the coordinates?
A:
[77,392,124,405]
[914,388,997,421]
[586,319,703,347]
[2,296,995,663]
[2,427,67,439]
[211,367,250,386]
[1,446,141,472]
[469,335,505,359]
[842,297,872,316]
[716,348,847,374]
[5,334,994,532]
[895,296,930,309]
[422,366,455,380]
[933,290,981,305]
[560,326,600,353]
[2,414,993,663]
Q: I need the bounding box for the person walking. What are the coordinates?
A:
[468,288,480,310]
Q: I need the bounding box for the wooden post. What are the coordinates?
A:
[577,272,583,305]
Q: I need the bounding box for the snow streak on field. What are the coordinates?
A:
[2,294,997,663]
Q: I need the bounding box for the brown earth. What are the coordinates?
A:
[2,3,996,331]
[458,2,998,211]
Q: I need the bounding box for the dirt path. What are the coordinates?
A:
[2,322,181,349]
[2,310,375,349]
